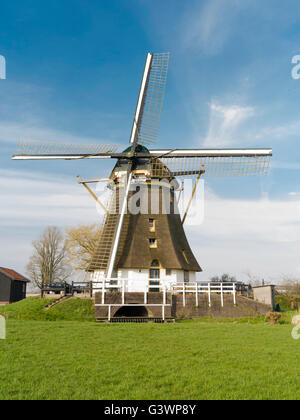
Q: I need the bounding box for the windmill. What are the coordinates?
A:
[12,53,272,293]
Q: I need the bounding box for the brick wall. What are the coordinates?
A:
[174,294,271,319]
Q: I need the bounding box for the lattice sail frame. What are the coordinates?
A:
[88,186,120,272]
[151,155,271,178]
[136,53,170,146]
[14,141,119,156]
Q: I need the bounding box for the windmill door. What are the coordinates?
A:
[149,263,160,292]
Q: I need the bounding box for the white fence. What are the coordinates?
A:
[92,279,236,307]
[93,278,168,305]
[171,282,236,307]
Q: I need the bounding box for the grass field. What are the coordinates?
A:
[0,297,95,321]
[1,317,300,400]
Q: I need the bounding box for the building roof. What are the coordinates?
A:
[0,267,30,282]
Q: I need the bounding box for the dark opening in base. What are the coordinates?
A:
[114,306,149,318]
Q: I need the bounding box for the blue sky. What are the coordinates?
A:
[1,0,300,283]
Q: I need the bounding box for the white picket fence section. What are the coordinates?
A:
[171,282,237,307]
[92,279,237,308]
[93,278,168,305]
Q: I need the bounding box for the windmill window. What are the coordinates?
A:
[166,269,172,276]
[184,271,190,283]
[149,239,157,248]
[151,260,160,268]
[149,219,156,232]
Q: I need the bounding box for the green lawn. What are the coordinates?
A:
[1,319,300,400]
[0,297,95,322]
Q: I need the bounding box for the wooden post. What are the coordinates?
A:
[183,283,186,307]
[208,283,211,307]
[221,283,224,307]
[196,283,199,307]
[144,282,147,305]
[90,281,93,298]
[122,279,125,305]
[233,283,236,305]
[71,281,74,296]
[108,305,111,322]
[182,171,204,225]
[41,282,44,298]
[162,305,165,322]
[81,182,109,215]
[102,278,105,305]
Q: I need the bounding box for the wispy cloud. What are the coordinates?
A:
[254,119,300,141]
[200,98,300,148]
[182,0,243,54]
[0,168,104,275]
[203,101,254,147]
[0,169,101,227]
[0,121,114,146]
[186,186,300,281]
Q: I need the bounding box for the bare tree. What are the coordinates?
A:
[65,224,101,271]
[26,226,69,289]
[210,273,237,283]
[244,271,262,287]
[279,275,300,295]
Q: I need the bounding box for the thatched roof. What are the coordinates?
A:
[89,182,201,272]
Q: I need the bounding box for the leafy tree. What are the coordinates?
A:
[65,224,101,271]
[26,226,68,289]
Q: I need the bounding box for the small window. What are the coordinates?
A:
[151,259,160,268]
[149,239,157,248]
[166,269,172,276]
[149,219,156,232]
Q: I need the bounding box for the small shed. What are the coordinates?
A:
[0,267,30,304]
[253,285,276,310]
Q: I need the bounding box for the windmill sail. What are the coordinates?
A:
[89,172,133,277]
[130,53,170,149]
[149,149,272,177]
[88,188,121,272]
[12,141,120,160]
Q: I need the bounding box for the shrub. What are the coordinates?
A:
[265,312,282,325]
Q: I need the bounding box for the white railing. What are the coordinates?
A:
[171,282,236,307]
[92,278,169,305]
[92,279,236,308]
